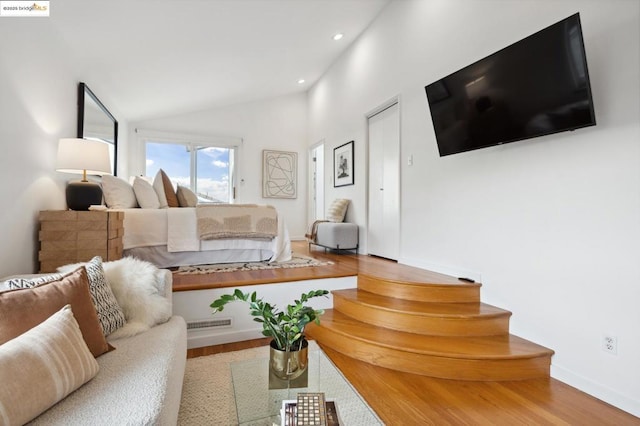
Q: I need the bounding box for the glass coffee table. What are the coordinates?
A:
[230,344,382,425]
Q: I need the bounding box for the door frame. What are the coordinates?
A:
[308,140,325,224]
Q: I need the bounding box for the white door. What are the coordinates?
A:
[367,102,400,260]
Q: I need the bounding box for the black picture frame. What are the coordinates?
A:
[78,82,118,176]
[333,141,354,187]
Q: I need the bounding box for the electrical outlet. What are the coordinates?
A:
[602,335,618,355]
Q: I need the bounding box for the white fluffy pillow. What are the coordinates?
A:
[102,257,171,339]
[102,175,138,209]
[133,176,161,209]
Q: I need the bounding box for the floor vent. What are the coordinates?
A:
[187,318,232,330]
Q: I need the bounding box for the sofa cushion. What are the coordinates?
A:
[0,267,111,357]
[28,316,187,426]
[0,305,99,425]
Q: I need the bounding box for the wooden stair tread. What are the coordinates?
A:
[358,272,480,288]
[357,268,478,287]
[357,273,481,303]
[314,310,554,360]
[333,288,511,319]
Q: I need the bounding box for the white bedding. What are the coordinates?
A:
[120,207,291,264]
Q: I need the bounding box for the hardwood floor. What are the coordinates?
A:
[181,242,639,425]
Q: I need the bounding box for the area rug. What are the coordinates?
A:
[177,346,267,425]
[176,253,333,275]
[177,342,382,426]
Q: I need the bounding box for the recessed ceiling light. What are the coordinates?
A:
[333,33,344,41]
[297,79,305,84]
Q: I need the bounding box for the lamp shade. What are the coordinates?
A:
[56,138,112,210]
[56,138,112,176]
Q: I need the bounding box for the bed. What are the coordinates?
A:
[119,206,291,268]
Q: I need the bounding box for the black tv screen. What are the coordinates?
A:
[425,13,596,157]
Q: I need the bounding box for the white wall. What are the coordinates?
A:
[308,0,640,416]
[0,19,129,278]
[130,93,309,238]
[173,276,355,349]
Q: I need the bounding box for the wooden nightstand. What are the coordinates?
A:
[38,210,124,272]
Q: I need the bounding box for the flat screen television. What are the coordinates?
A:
[425,13,596,157]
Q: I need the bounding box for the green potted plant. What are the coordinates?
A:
[210,288,329,380]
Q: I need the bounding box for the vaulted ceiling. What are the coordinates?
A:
[52,0,390,121]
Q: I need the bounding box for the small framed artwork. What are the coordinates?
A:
[263,149,297,198]
[333,141,354,187]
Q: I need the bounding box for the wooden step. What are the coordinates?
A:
[306,310,554,381]
[332,289,511,336]
[358,273,480,303]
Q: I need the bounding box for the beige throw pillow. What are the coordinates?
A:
[0,305,99,425]
[326,198,350,222]
[177,184,198,207]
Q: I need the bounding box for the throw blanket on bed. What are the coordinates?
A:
[196,204,278,240]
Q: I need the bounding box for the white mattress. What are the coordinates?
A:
[119,207,291,264]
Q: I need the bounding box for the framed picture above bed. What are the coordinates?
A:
[262,150,297,199]
[334,141,354,187]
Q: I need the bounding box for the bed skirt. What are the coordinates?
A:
[123,246,273,269]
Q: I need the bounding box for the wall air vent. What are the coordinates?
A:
[187,318,232,330]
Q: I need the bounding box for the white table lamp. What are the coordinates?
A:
[56,138,112,210]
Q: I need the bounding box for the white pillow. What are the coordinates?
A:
[102,175,138,209]
[102,257,172,339]
[153,170,169,208]
[133,176,161,209]
[0,305,99,425]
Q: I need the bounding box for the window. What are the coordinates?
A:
[145,141,235,203]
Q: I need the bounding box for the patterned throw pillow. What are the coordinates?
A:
[326,199,350,222]
[6,274,63,289]
[58,257,126,336]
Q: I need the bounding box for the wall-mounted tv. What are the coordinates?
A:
[425,13,596,157]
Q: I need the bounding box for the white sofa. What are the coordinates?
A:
[0,270,187,426]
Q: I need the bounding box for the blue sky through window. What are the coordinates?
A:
[146,142,231,202]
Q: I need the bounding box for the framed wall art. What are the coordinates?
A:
[262,149,297,198]
[334,141,354,187]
